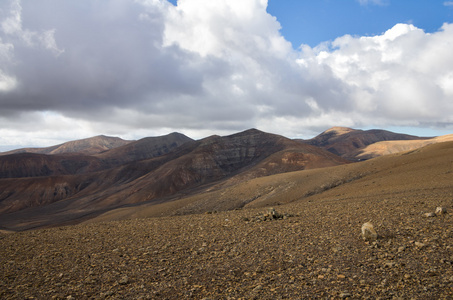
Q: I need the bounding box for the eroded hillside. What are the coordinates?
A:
[0,129,347,231]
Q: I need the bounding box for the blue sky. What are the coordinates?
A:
[168,0,453,48]
[1,0,453,149]
[267,0,453,48]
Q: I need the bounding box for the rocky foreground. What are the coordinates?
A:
[1,191,452,300]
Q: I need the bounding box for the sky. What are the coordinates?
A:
[1,0,453,150]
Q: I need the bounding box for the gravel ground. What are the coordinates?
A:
[1,195,452,299]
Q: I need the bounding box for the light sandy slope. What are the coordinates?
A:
[353,134,453,160]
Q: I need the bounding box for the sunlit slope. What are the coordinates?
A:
[91,141,453,222]
[354,134,453,160]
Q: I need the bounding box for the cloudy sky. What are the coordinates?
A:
[1,0,453,149]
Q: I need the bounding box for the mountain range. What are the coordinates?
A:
[0,127,452,231]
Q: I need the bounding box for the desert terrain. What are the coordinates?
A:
[0,128,452,299]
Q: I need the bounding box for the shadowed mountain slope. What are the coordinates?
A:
[95,132,193,165]
[90,140,453,223]
[301,127,427,160]
[0,133,193,179]
[1,135,132,156]
[0,153,107,178]
[0,129,348,231]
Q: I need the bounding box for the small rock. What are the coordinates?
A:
[397,246,406,253]
[263,207,283,220]
[252,285,263,292]
[384,261,396,268]
[119,275,129,285]
[361,222,378,241]
[331,246,342,253]
[415,242,426,249]
[339,291,352,298]
[435,207,447,215]
[424,212,436,218]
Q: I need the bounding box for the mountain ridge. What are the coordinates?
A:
[0,127,451,231]
[300,126,431,160]
[0,129,348,230]
[89,139,453,224]
[0,135,133,156]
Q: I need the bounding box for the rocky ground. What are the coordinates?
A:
[1,190,452,300]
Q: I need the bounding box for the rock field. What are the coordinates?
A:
[1,194,452,299]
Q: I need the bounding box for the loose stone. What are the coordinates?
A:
[361,222,378,241]
[435,207,447,215]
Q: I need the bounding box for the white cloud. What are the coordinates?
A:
[0,0,64,53]
[1,0,22,36]
[0,0,452,149]
[444,1,453,7]
[307,22,453,124]
[163,0,290,58]
[0,70,17,92]
[0,38,17,92]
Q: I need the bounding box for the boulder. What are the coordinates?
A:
[435,207,447,215]
[361,222,378,241]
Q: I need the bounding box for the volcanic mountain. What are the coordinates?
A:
[90,138,453,223]
[301,126,428,160]
[0,132,193,179]
[1,135,133,156]
[0,129,348,231]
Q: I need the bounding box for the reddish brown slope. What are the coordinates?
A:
[302,127,427,160]
[95,132,193,165]
[0,132,193,179]
[0,132,195,216]
[1,135,132,156]
[0,129,348,231]
[95,140,453,222]
[0,153,107,178]
[93,129,349,205]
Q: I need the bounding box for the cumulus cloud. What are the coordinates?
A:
[0,0,452,148]
[303,23,453,123]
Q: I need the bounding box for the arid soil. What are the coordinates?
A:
[1,192,452,299]
[353,134,453,160]
[1,140,453,299]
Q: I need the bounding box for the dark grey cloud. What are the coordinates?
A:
[1,1,214,115]
[0,0,452,149]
